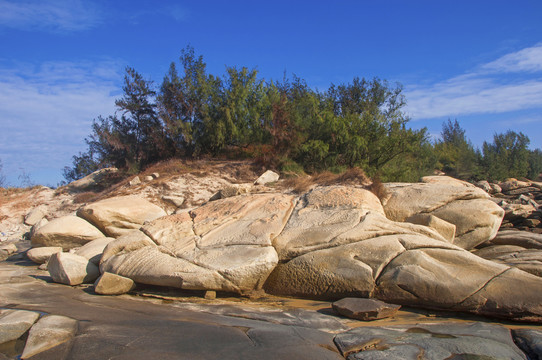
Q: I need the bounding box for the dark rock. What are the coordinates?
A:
[332,298,400,321]
[512,328,542,360]
[334,322,527,360]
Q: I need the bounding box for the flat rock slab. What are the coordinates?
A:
[334,322,528,360]
[0,310,40,344]
[332,298,401,321]
[21,315,78,359]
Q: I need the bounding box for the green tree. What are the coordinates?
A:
[434,119,481,180]
[528,149,542,180]
[482,131,530,180]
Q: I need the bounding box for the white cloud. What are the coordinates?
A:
[0,0,101,32]
[0,60,121,185]
[482,43,542,73]
[405,44,542,120]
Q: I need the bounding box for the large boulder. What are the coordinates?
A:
[77,196,167,237]
[47,252,100,285]
[101,194,295,294]
[31,215,105,250]
[382,176,504,249]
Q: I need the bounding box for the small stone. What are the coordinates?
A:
[204,291,216,300]
[38,263,48,270]
[129,176,141,186]
[21,315,78,359]
[0,309,40,344]
[332,298,401,321]
[94,272,135,295]
[26,247,63,264]
[144,175,153,182]
[151,172,159,179]
[254,170,280,186]
[162,195,185,207]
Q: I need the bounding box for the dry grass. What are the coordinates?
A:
[280,167,371,194]
[73,191,100,204]
[368,175,388,201]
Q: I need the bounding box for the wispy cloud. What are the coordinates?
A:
[0,60,121,185]
[405,44,542,120]
[482,43,542,73]
[0,0,102,32]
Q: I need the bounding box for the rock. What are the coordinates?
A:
[254,170,280,185]
[489,230,542,249]
[499,178,532,192]
[151,172,159,179]
[94,272,135,295]
[74,237,115,264]
[47,252,100,285]
[383,178,504,249]
[273,186,395,260]
[129,176,141,186]
[21,315,78,359]
[475,180,492,193]
[102,194,295,293]
[503,203,537,221]
[24,205,47,226]
[512,328,542,360]
[475,246,542,277]
[0,243,18,261]
[100,230,156,265]
[29,217,48,239]
[490,183,502,193]
[65,167,118,193]
[31,215,105,250]
[26,246,62,264]
[405,213,456,242]
[77,196,167,237]
[209,185,249,201]
[332,298,400,321]
[162,195,185,207]
[144,175,153,182]
[508,187,541,196]
[0,309,40,344]
[334,322,527,360]
[204,290,217,300]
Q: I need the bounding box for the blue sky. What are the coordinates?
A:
[1,0,541,186]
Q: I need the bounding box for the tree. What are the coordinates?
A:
[434,119,481,180]
[482,131,530,180]
[528,149,542,180]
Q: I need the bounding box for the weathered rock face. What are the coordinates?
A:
[65,167,118,193]
[77,196,167,237]
[383,177,504,249]
[31,215,105,250]
[97,185,542,322]
[101,194,294,293]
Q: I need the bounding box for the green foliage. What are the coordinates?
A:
[482,131,530,181]
[434,119,481,180]
[528,149,542,180]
